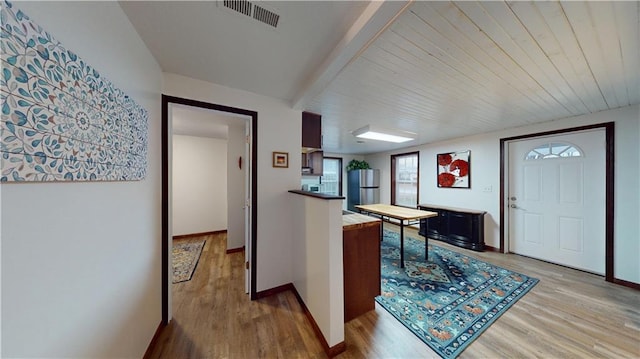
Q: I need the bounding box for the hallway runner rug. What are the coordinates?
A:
[172,239,206,283]
[376,230,538,358]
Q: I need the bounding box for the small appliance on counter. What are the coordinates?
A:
[301,183,321,192]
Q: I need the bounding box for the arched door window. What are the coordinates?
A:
[525,142,583,160]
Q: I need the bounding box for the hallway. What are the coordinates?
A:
[148,233,326,358]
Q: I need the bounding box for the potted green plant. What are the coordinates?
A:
[346,159,371,171]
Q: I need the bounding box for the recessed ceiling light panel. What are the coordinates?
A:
[352,125,416,143]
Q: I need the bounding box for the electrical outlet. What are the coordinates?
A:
[483,185,492,193]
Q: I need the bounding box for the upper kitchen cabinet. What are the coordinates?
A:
[302,111,322,150]
[301,111,323,176]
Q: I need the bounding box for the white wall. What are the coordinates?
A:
[0,2,162,358]
[291,194,344,347]
[172,135,228,236]
[163,73,301,292]
[365,105,640,284]
[227,124,246,250]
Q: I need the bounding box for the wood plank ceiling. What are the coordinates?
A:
[307,1,639,154]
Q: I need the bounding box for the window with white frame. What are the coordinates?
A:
[391,152,419,207]
[320,157,342,196]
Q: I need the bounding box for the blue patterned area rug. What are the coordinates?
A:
[376,230,538,358]
[172,239,206,283]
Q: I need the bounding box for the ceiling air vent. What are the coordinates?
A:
[253,5,280,28]
[223,0,252,17]
[220,0,280,29]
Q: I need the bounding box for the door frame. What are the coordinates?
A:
[390,151,420,207]
[500,122,614,283]
[161,95,259,324]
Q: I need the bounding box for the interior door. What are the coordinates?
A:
[508,129,605,274]
[244,120,252,294]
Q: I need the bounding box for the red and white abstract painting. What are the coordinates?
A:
[437,150,470,188]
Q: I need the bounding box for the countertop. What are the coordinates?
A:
[342,212,380,230]
[418,203,487,214]
[288,190,345,200]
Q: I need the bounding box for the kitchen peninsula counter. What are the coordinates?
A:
[342,212,381,322]
[288,190,344,200]
[342,212,380,230]
[289,189,345,353]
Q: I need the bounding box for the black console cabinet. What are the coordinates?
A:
[418,204,486,251]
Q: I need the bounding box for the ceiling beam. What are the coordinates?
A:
[291,0,412,110]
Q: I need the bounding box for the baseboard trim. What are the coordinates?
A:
[143,321,165,359]
[613,277,640,290]
[255,283,346,357]
[484,245,501,253]
[289,285,346,358]
[254,283,295,299]
[173,230,226,240]
[226,246,245,254]
[327,341,347,358]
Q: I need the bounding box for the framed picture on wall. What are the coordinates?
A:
[273,152,289,168]
[437,150,470,188]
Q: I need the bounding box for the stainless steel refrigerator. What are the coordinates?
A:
[347,169,380,212]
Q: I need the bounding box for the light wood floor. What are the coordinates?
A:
[148,228,640,358]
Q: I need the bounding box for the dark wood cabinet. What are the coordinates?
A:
[302,111,322,149]
[302,111,323,175]
[418,204,486,251]
[343,219,381,322]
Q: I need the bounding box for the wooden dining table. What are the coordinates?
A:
[355,204,437,268]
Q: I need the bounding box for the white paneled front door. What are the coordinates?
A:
[508,129,605,274]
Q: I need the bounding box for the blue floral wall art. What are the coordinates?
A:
[0,1,148,182]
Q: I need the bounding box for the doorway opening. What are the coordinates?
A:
[500,122,614,282]
[162,95,258,324]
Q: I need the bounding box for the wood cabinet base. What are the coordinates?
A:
[343,221,381,322]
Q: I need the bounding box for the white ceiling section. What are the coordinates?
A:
[171,104,247,139]
[122,1,640,154]
[119,1,370,101]
[307,1,640,154]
